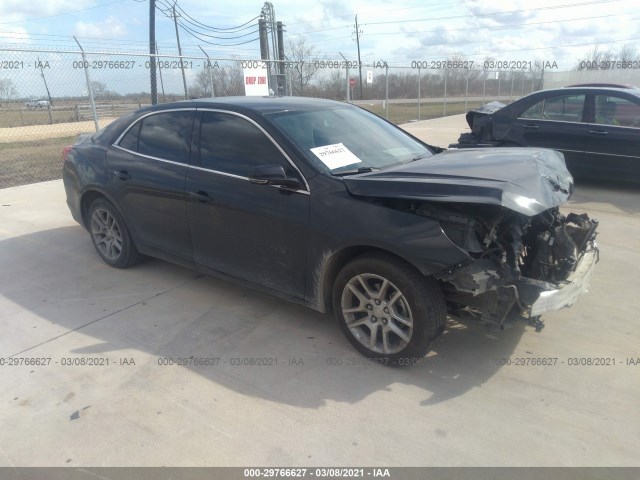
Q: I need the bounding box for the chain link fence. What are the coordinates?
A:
[1,45,608,189]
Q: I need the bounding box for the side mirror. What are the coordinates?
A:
[249,164,302,189]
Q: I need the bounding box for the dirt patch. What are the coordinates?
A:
[0,118,116,143]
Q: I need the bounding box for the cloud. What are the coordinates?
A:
[418,27,479,47]
[74,16,127,38]
[464,0,534,25]
[0,0,93,18]
[320,0,352,19]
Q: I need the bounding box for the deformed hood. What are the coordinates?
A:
[343,147,574,216]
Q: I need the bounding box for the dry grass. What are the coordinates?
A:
[0,136,76,189]
[359,101,485,124]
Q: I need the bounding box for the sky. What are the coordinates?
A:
[1,0,639,98]
[1,0,639,66]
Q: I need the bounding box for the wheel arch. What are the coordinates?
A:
[79,187,125,230]
[317,245,428,314]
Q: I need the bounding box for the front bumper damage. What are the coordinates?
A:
[438,238,599,331]
[529,248,597,317]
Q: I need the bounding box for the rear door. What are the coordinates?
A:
[185,109,310,299]
[107,109,195,260]
[582,93,640,181]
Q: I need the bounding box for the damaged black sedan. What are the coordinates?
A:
[63,97,598,365]
[450,86,640,182]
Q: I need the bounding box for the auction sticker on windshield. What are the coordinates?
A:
[310,143,362,170]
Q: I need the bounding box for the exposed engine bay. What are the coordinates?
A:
[432,203,599,330]
[375,198,599,331]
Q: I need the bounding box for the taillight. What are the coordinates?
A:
[62,145,72,161]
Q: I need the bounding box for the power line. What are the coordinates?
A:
[174,3,259,32]
[177,21,260,45]
[155,4,259,48]
[175,18,259,39]
[156,0,259,34]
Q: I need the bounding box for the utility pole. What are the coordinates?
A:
[353,15,363,100]
[172,2,189,99]
[261,2,278,95]
[149,0,157,104]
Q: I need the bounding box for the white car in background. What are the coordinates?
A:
[25,99,50,109]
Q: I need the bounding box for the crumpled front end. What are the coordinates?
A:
[435,207,599,330]
[450,101,506,148]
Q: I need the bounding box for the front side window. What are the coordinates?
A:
[198,112,289,177]
[520,101,543,119]
[127,110,194,163]
[520,95,585,122]
[595,95,640,127]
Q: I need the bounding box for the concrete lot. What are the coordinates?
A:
[0,115,639,467]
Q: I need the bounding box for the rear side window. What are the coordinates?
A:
[198,111,288,177]
[595,95,640,127]
[119,121,141,151]
[118,110,194,163]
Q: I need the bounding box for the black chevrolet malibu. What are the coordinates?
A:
[63,97,599,365]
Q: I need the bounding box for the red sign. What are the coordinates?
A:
[349,78,356,87]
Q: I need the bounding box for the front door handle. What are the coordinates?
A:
[115,170,131,180]
[589,130,608,136]
[191,190,213,203]
[522,124,539,129]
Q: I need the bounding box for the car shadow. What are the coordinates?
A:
[0,226,527,408]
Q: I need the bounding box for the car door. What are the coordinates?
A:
[581,93,640,181]
[185,109,310,299]
[506,94,588,166]
[107,109,195,260]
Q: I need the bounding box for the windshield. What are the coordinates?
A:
[266,105,434,174]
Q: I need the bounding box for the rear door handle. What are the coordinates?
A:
[522,124,539,129]
[115,170,131,180]
[589,130,608,136]
[191,190,213,203]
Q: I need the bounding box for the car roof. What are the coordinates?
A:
[140,96,349,115]
[565,83,639,89]
[518,87,640,101]
[545,86,639,94]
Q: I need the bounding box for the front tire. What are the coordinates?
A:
[333,253,446,365]
[88,198,141,268]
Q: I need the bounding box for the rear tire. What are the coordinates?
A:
[332,253,446,366]
[88,198,141,268]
